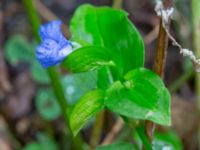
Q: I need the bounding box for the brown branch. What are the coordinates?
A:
[153,18,169,77]
[101,118,124,145]
[144,0,173,145]
[144,25,159,45]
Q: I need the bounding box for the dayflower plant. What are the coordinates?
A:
[35,4,171,149]
[36,20,72,68]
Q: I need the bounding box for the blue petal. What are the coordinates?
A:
[36,20,72,68]
[41,39,60,51]
[36,39,72,68]
[39,20,71,47]
[39,20,63,42]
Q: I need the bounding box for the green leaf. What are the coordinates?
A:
[96,142,135,150]
[36,89,61,121]
[31,60,50,84]
[97,67,114,89]
[4,35,35,65]
[61,71,97,104]
[70,4,144,76]
[69,90,104,136]
[63,46,114,73]
[22,133,59,150]
[153,131,183,150]
[4,35,50,84]
[23,142,43,150]
[37,133,59,150]
[105,68,171,126]
[133,129,182,150]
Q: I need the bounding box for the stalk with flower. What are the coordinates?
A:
[25,1,171,149]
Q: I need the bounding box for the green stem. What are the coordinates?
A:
[48,68,83,148]
[48,69,83,150]
[192,0,200,149]
[23,0,41,43]
[90,111,105,149]
[23,0,83,149]
[168,69,194,93]
[90,67,114,148]
[112,0,123,9]
[136,125,152,150]
[47,68,70,122]
[89,1,124,147]
[192,0,200,111]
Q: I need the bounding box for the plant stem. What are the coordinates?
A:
[101,118,124,145]
[89,2,124,148]
[48,68,83,150]
[168,69,194,93]
[90,111,105,149]
[23,0,83,149]
[89,67,114,148]
[153,18,169,78]
[192,0,200,112]
[112,0,123,9]
[192,0,200,148]
[23,0,41,43]
[136,125,152,150]
[144,0,173,146]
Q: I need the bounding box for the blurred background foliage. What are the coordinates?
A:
[0,0,199,149]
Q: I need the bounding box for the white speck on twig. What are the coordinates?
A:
[155,0,200,72]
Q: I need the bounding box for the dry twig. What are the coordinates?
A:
[145,0,173,146]
[155,0,200,72]
[101,118,124,145]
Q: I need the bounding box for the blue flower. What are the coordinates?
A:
[36,20,72,68]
